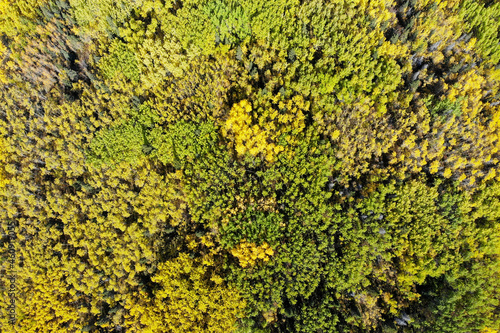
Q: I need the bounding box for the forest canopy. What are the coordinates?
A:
[0,0,499,332]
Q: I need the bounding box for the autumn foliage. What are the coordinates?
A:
[0,0,499,332]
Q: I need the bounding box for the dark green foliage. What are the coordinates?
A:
[148,120,218,168]
[219,129,337,325]
[424,95,464,119]
[220,209,282,248]
[87,120,145,165]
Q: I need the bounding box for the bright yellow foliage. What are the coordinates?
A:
[0,0,49,37]
[231,240,275,268]
[223,99,303,162]
[138,253,246,332]
[480,328,498,333]
[0,135,9,188]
